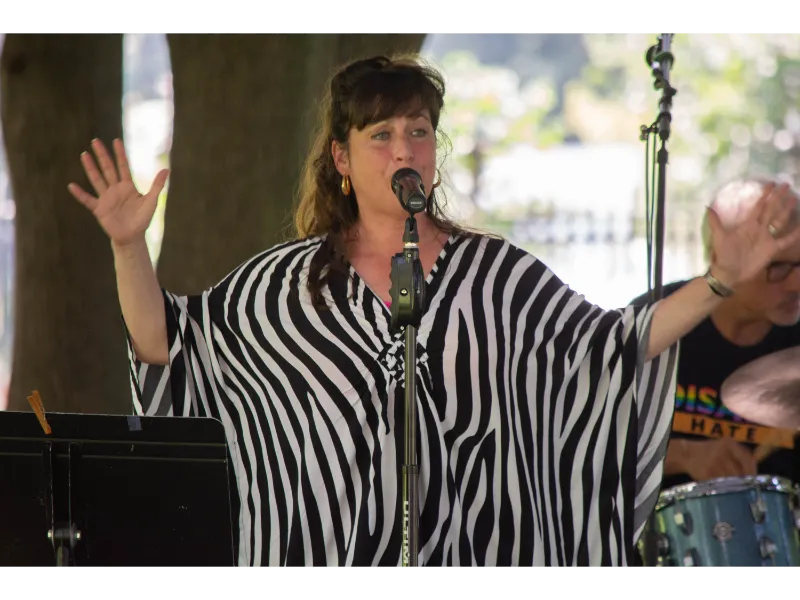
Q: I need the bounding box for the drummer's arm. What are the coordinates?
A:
[663,436,759,479]
[646,276,724,361]
[663,439,691,475]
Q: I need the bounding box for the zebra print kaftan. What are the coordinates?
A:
[127,232,678,566]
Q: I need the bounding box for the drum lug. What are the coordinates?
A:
[655,533,670,557]
[750,497,767,523]
[682,548,701,566]
[639,531,672,566]
[759,536,778,559]
[673,509,693,535]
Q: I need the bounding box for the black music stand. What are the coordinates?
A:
[0,411,236,566]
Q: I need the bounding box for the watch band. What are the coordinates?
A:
[703,267,734,297]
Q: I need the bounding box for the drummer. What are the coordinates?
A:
[632,176,800,491]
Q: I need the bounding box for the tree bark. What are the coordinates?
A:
[1,34,129,414]
[302,34,428,133]
[157,34,426,295]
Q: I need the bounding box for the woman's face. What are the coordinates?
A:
[333,109,437,220]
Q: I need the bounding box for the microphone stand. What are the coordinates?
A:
[641,33,677,303]
[389,197,427,567]
[638,34,677,566]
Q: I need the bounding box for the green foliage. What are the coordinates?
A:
[434,35,800,224]
[577,34,800,193]
[430,49,567,218]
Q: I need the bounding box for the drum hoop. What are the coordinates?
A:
[657,475,797,509]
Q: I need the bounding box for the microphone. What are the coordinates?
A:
[391,168,427,215]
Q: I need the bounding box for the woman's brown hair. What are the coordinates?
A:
[294,54,463,309]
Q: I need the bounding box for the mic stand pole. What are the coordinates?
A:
[643,33,676,303]
[638,33,677,566]
[390,213,426,566]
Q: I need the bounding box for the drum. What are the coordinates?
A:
[649,475,800,566]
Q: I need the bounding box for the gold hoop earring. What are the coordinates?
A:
[341,174,351,196]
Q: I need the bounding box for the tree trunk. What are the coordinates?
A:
[157,34,426,295]
[302,34,428,130]
[1,34,129,414]
[156,34,310,295]
[333,34,427,66]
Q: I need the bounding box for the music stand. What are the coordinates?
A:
[0,411,236,566]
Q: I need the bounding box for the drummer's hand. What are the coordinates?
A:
[707,182,800,289]
[679,437,758,481]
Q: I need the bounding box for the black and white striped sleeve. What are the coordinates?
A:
[519,261,678,562]
[630,304,679,541]
[126,288,213,419]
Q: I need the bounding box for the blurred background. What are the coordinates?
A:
[1,33,799,409]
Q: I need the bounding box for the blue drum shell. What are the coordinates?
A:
[653,475,800,566]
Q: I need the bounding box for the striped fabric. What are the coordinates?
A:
[127,232,678,566]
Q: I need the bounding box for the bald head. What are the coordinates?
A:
[698,176,800,328]
[702,177,800,263]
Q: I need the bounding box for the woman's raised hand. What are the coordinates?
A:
[68,138,169,247]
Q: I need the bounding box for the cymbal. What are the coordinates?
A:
[720,347,800,430]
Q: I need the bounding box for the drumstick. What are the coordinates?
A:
[754,444,778,462]
[753,427,799,463]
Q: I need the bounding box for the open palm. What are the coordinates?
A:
[708,182,800,286]
[68,138,169,247]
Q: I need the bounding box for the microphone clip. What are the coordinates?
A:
[645,34,676,93]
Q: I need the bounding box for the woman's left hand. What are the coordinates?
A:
[707,182,800,288]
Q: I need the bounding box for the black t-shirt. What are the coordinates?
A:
[632,280,800,491]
